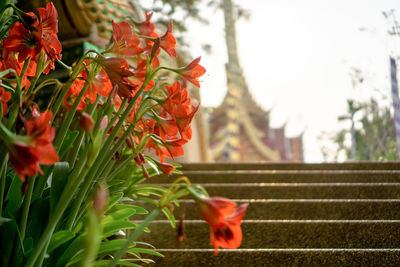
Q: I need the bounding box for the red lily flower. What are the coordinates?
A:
[38,2,62,73]
[147,137,187,163]
[180,57,206,87]
[196,197,248,255]
[38,2,58,35]
[160,22,177,57]
[138,13,177,59]
[2,22,43,62]
[2,2,61,73]
[8,106,59,182]
[112,21,143,56]
[98,57,137,98]
[64,60,112,110]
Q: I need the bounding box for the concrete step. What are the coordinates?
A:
[153,183,400,199]
[180,162,400,171]
[137,220,400,249]
[149,170,400,184]
[147,249,400,266]
[135,199,400,220]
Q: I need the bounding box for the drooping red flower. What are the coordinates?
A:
[179,57,206,87]
[8,106,59,182]
[161,81,199,139]
[98,57,137,98]
[160,22,177,57]
[156,161,175,176]
[0,87,11,116]
[112,21,143,56]
[196,197,248,255]
[131,57,155,91]
[146,137,187,163]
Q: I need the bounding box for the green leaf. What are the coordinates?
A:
[103,207,136,223]
[127,247,164,258]
[23,237,33,256]
[55,236,84,267]
[48,230,75,253]
[50,162,70,212]
[93,260,142,267]
[113,204,148,215]
[0,217,11,226]
[162,207,176,228]
[106,192,124,212]
[58,130,79,158]
[67,239,137,266]
[4,174,22,217]
[101,221,137,238]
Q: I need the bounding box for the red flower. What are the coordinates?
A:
[138,13,177,59]
[63,60,113,111]
[38,2,62,73]
[196,197,248,255]
[162,81,199,139]
[98,57,137,98]
[180,57,206,87]
[2,22,43,62]
[8,106,59,182]
[112,21,143,56]
[160,22,177,57]
[2,2,61,73]
[38,2,58,35]
[0,87,11,116]
[146,137,187,163]
[156,161,175,176]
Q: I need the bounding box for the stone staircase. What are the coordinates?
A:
[138,162,400,266]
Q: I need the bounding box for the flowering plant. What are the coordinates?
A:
[0,2,247,266]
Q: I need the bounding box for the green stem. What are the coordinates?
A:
[25,150,89,267]
[53,80,90,152]
[105,98,128,133]
[106,154,135,182]
[51,78,73,118]
[107,208,161,267]
[67,124,135,229]
[68,97,100,168]
[20,177,34,240]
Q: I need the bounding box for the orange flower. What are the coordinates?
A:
[196,197,248,255]
[179,57,206,87]
[160,22,177,57]
[98,57,137,98]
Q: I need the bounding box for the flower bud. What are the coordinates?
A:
[79,112,94,133]
[100,116,108,132]
[157,162,175,176]
[93,185,109,217]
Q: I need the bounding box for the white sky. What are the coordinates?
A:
[184,0,400,162]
